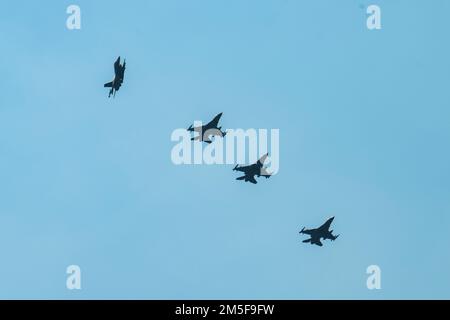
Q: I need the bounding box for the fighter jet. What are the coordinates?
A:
[299,217,339,247]
[187,112,226,143]
[233,153,271,184]
[104,56,126,98]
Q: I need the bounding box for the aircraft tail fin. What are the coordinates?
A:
[300,227,305,234]
[233,164,239,171]
[104,81,113,88]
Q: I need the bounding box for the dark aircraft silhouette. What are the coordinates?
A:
[187,112,226,143]
[104,56,126,98]
[233,153,271,184]
[300,217,339,247]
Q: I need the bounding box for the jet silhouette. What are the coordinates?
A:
[187,112,226,143]
[300,217,339,247]
[104,56,126,98]
[233,153,271,184]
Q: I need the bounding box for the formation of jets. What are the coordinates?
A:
[102,57,340,248]
[186,113,271,185]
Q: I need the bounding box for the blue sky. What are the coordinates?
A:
[0,0,449,299]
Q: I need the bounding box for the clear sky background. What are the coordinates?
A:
[0,0,449,299]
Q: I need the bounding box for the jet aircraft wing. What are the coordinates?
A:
[319,217,334,232]
[206,113,223,128]
[247,176,257,184]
